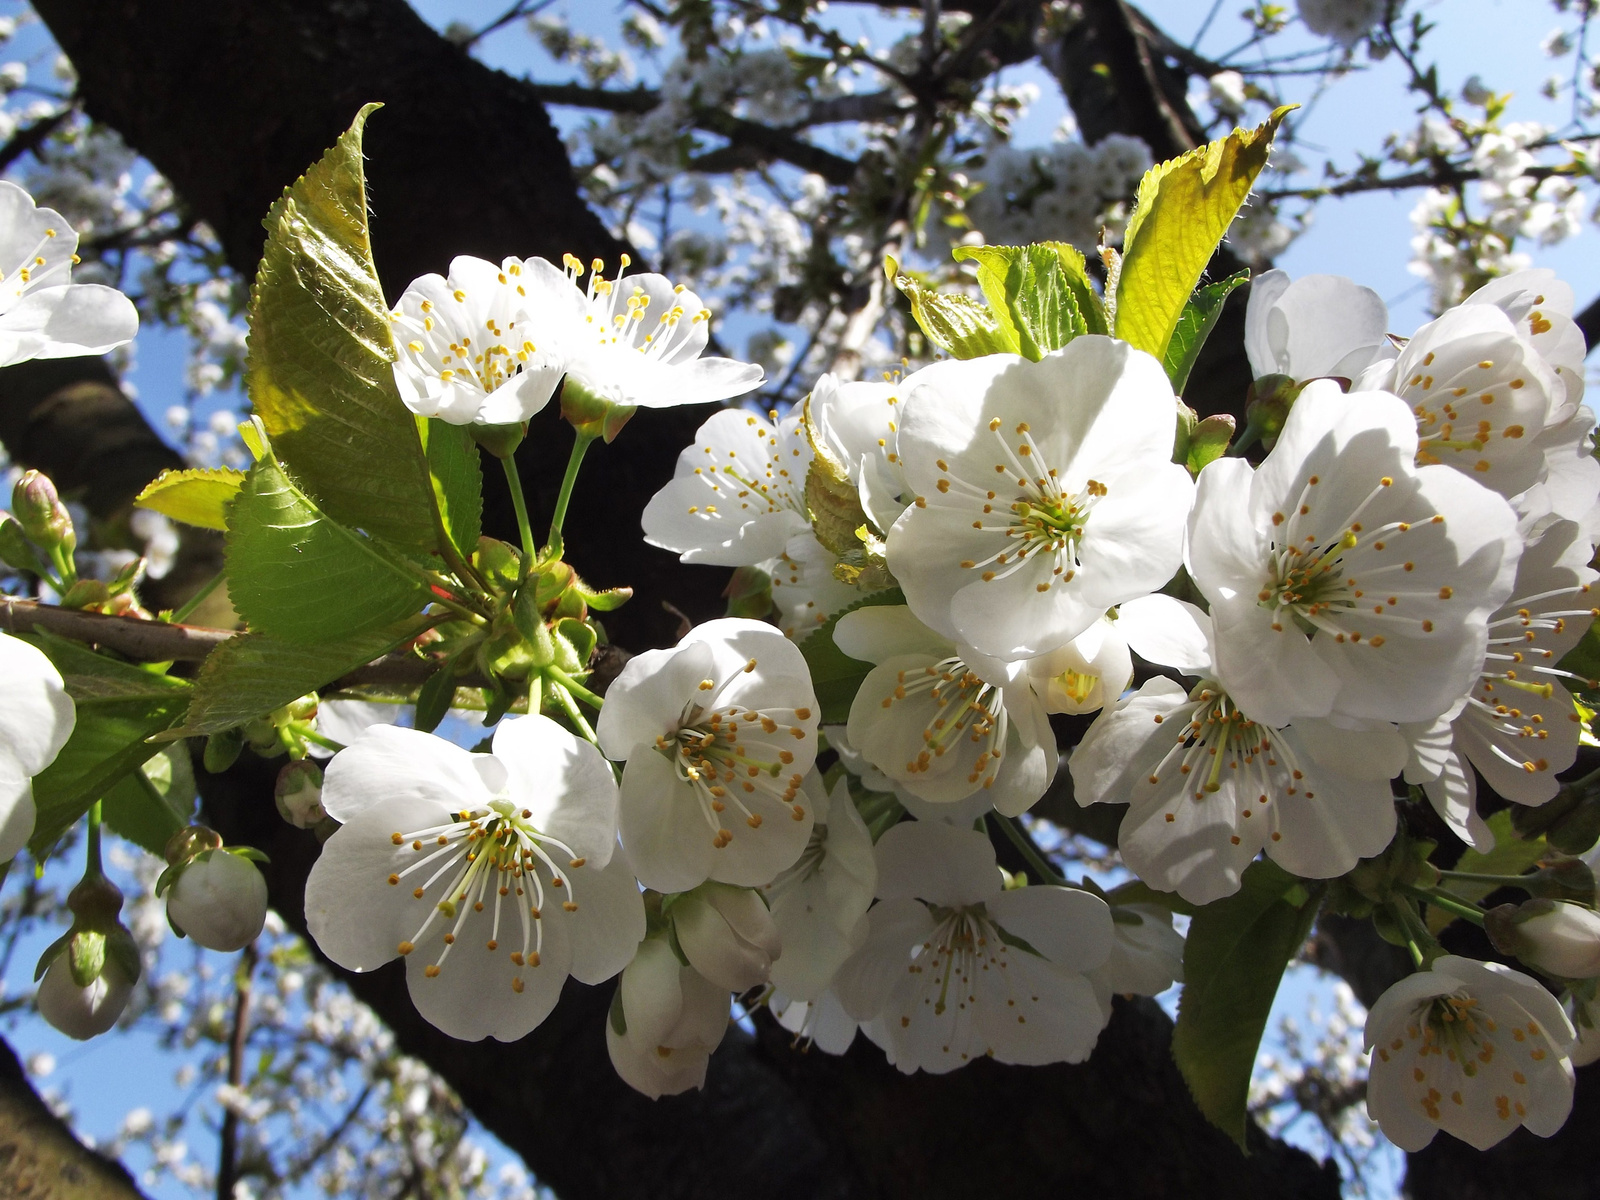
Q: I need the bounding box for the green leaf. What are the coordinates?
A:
[225,454,431,644]
[417,416,483,563]
[1557,622,1600,693]
[28,685,192,860]
[1186,415,1237,475]
[887,258,1018,358]
[1172,858,1323,1149]
[1163,271,1250,394]
[246,104,438,553]
[799,588,905,725]
[1427,809,1547,935]
[134,467,247,531]
[1116,107,1292,363]
[952,242,1105,359]
[101,743,197,857]
[413,666,454,735]
[162,624,422,739]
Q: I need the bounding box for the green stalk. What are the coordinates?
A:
[84,799,104,882]
[547,667,604,711]
[501,455,537,579]
[549,682,599,745]
[993,814,1068,887]
[1403,884,1486,927]
[298,728,346,755]
[546,430,597,555]
[171,571,225,624]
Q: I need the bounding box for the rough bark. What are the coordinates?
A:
[0,1035,152,1200]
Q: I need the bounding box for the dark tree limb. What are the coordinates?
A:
[0,1034,153,1200]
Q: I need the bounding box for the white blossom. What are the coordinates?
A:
[1364,956,1575,1151]
[1071,594,1403,904]
[767,531,877,641]
[1187,381,1521,728]
[1245,271,1393,383]
[1087,902,1185,1021]
[641,406,811,565]
[304,717,644,1042]
[761,773,876,1000]
[0,632,76,862]
[0,180,138,368]
[838,605,1056,818]
[1401,518,1596,848]
[597,618,819,892]
[388,256,567,425]
[833,820,1112,1073]
[1296,0,1383,46]
[887,337,1194,661]
[35,952,134,1041]
[670,882,781,992]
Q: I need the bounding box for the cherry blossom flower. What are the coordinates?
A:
[304,717,644,1042]
[1021,615,1133,715]
[0,632,76,863]
[597,618,818,893]
[1187,381,1521,728]
[837,605,1057,819]
[1364,956,1575,1151]
[832,820,1112,1073]
[0,180,138,368]
[761,773,877,1001]
[549,255,764,410]
[1464,268,1587,413]
[806,370,912,533]
[1360,303,1562,498]
[1401,518,1596,849]
[770,988,860,1055]
[389,255,568,425]
[641,407,811,565]
[1071,594,1402,904]
[886,336,1194,660]
[1515,404,1600,543]
[36,951,135,1041]
[1487,900,1600,979]
[1244,270,1393,383]
[607,936,730,1098]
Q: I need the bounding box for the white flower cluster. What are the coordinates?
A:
[965,133,1152,251]
[632,250,1600,1144]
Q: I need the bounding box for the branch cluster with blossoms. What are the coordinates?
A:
[0,81,1598,1184]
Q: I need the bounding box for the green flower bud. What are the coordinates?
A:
[11,469,74,553]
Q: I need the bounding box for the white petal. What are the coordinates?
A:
[0,633,74,776]
[320,726,490,823]
[873,820,999,906]
[563,850,646,985]
[596,640,715,760]
[493,714,620,864]
[986,885,1113,971]
[1115,593,1214,675]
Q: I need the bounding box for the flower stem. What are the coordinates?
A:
[546,667,603,711]
[501,455,537,577]
[298,728,346,755]
[1437,869,1540,890]
[549,681,599,745]
[171,571,225,624]
[993,814,1067,887]
[84,799,104,882]
[546,430,597,556]
[1403,884,1487,926]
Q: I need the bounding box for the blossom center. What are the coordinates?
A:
[880,655,1008,788]
[385,803,587,992]
[564,253,711,362]
[915,906,1006,1018]
[0,226,71,305]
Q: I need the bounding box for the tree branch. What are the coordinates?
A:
[0,1034,154,1199]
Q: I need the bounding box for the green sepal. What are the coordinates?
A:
[1115,107,1292,363]
[68,927,107,988]
[555,617,597,672]
[0,514,48,576]
[1186,415,1238,476]
[724,565,774,620]
[204,728,244,773]
[1162,271,1250,395]
[1171,858,1324,1150]
[33,930,72,983]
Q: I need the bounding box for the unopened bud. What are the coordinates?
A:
[1487,899,1600,979]
[275,759,326,828]
[1242,374,1302,450]
[36,946,135,1040]
[34,874,140,1039]
[11,470,74,553]
[671,882,781,992]
[165,850,269,953]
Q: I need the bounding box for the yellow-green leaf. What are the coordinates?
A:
[887,258,1018,358]
[134,468,247,531]
[1115,106,1293,362]
[246,103,438,552]
[953,242,1105,359]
